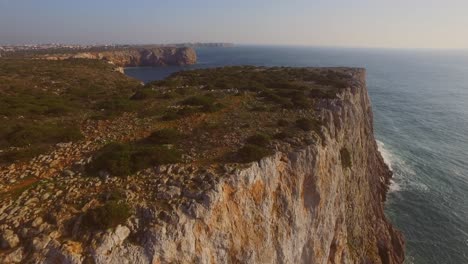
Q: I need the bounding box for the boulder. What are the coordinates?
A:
[0,229,20,249]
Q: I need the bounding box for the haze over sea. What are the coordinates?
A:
[125,45,468,264]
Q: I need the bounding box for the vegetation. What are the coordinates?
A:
[0,146,50,164]
[237,144,272,163]
[158,66,351,110]
[295,118,320,132]
[82,200,131,230]
[0,58,140,161]
[0,60,351,169]
[86,142,181,177]
[145,128,182,144]
[277,119,289,127]
[246,133,271,147]
[340,147,352,168]
[274,131,293,140]
[0,122,83,164]
[2,123,83,148]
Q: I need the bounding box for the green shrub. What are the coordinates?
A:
[131,146,181,171]
[237,144,271,163]
[145,128,181,144]
[181,95,214,106]
[102,189,126,202]
[86,142,181,177]
[295,118,320,132]
[340,147,352,168]
[0,146,49,164]
[250,105,267,112]
[161,107,200,121]
[5,124,83,147]
[201,102,224,113]
[261,91,291,106]
[291,97,311,109]
[95,98,137,114]
[246,133,271,147]
[277,119,289,127]
[161,111,180,121]
[82,201,130,230]
[179,95,223,113]
[130,89,158,100]
[274,131,292,140]
[86,143,133,177]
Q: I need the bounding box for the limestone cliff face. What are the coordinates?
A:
[66,47,197,67]
[0,69,403,263]
[87,69,404,263]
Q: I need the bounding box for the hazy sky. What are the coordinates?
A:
[1,0,467,49]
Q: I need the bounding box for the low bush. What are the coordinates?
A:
[145,128,181,144]
[277,119,289,127]
[5,124,84,147]
[274,131,293,140]
[246,133,271,147]
[309,88,338,99]
[86,143,133,176]
[161,111,180,121]
[201,102,224,113]
[237,144,271,163]
[295,118,320,132]
[0,146,49,164]
[86,142,181,177]
[181,95,215,107]
[340,147,352,168]
[291,97,311,109]
[130,89,158,100]
[82,200,130,230]
[95,98,137,115]
[250,105,267,112]
[161,106,204,121]
[131,146,181,171]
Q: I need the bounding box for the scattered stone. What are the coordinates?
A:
[63,170,75,177]
[31,217,43,228]
[0,229,20,249]
[1,246,23,263]
[32,235,51,251]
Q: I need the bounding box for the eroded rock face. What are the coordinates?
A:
[92,70,403,263]
[72,47,197,67]
[121,70,403,264]
[0,69,404,263]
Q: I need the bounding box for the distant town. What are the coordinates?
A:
[0,43,234,55]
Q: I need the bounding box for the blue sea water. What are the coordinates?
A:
[125,45,468,264]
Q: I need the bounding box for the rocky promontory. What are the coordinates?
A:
[36,47,197,67]
[0,62,404,263]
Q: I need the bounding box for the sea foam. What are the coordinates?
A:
[377,140,401,192]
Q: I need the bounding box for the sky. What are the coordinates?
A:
[1,0,468,49]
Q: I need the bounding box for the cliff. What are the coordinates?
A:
[0,66,403,263]
[41,47,197,67]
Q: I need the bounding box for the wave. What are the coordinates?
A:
[377,140,428,193]
[377,140,402,192]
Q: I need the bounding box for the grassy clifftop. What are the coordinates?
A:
[0,58,141,163]
[0,60,372,263]
[0,59,354,168]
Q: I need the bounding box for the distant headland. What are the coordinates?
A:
[0,43,234,67]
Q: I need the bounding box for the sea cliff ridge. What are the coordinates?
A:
[70,47,197,67]
[0,62,404,263]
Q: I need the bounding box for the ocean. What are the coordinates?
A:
[125,45,468,264]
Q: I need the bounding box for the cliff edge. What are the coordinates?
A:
[0,65,403,263]
[38,47,198,67]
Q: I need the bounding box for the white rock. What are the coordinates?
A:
[0,229,20,249]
